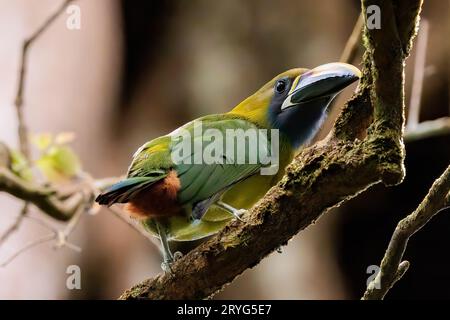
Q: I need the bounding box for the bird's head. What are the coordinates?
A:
[230,62,361,148]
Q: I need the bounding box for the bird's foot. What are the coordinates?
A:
[161,259,174,275]
[161,252,183,274]
[232,209,247,222]
[173,251,183,261]
[215,201,247,221]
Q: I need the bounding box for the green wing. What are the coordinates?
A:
[170,115,269,208]
[126,114,270,208]
[127,136,174,177]
[107,114,273,241]
[96,136,173,205]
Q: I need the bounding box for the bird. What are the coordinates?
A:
[95,62,361,270]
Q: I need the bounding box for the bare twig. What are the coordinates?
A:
[404,117,450,142]
[9,0,74,244]
[363,165,450,300]
[0,142,12,168]
[0,203,28,246]
[14,0,74,160]
[340,14,363,63]
[24,214,58,232]
[53,200,86,252]
[0,233,56,267]
[407,19,429,130]
[1,198,86,267]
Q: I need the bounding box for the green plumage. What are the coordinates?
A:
[98,113,275,240]
[127,114,268,206]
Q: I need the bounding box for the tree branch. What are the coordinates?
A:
[404,117,450,142]
[119,0,423,300]
[0,203,28,246]
[0,190,87,267]
[340,14,363,64]
[407,19,429,130]
[0,233,57,268]
[14,0,74,160]
[0,167,81,221]
[362,165,450,300]
[5,0,75,248]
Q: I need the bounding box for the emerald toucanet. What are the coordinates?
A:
[96,62,361,269]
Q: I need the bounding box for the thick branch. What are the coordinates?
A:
[0,167,79,221]
[363,165,450,300]
[119,0,423,300]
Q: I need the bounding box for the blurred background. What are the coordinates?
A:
[0,0,448,299]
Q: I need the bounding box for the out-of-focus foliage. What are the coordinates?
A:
[0,142,11,168]
[33,132,81,183]
[7,132,82,183]
[10,150,33,181]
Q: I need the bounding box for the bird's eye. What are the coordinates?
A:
[275,80,286,94]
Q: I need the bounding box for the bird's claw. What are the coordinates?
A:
[233,209,247,221]
[215,201,247,222]
[173,251,183,261]
[161,252,183,274]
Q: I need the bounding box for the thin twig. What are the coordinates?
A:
[14,0,73,160]
[1,200,86,267]
[0,233,56,267]
[8,1,73,248]
[340,14,363,63]
[404,117,450,142]
[53,198,86,252]
[0,142,12,168]
[24,214,57,232]
[62,198,86,237]
[407,19,429,130]
[363,165,450,300]
[0,203,28,246]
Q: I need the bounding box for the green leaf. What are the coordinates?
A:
[10,150,33,181]
[32,133,53,151]
[36,145,81,182]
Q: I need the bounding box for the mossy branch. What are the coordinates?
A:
[119,0,423,300]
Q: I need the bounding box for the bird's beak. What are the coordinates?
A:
[281,62,361,111]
